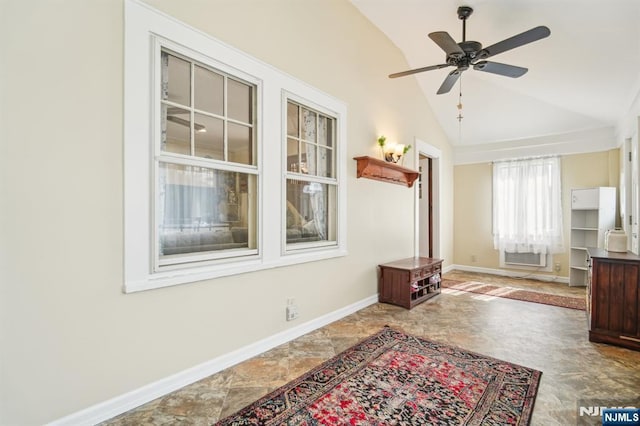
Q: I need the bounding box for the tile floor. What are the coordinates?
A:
[103,271,640,425]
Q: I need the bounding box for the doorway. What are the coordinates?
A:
[631,131,638,254]
[414,139,440,259]
[418,155,433,257]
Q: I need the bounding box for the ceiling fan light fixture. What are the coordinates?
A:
[388,6,550,94]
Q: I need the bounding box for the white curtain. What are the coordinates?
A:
[159,164,218,233]
[302,109,327,239]
[492,156,564,254]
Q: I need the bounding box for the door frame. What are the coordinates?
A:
[414,138,441,259]
[631,131,639,254]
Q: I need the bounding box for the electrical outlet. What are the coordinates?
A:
[554,263,561,272]
[471,254,477,263]
[286,304,299,321]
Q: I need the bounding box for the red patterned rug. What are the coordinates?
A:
[442,279,586,311]
[216,327,541,425]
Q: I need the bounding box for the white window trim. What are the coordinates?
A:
[124,0,347,293]
[282,92,343,255]
[152,39,262,271]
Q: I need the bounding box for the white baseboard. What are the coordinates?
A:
[47,294,379,426]
[45,264,570,425]
[449,264,569,284]
[442,264,456,274]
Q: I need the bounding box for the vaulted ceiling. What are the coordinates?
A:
[351,0,640,161]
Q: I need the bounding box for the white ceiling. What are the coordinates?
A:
[351,0,640,154]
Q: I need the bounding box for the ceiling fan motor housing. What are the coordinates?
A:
[459,41,481,54]
[447,40,482,67]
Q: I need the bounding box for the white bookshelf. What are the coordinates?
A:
[569,187,616,286]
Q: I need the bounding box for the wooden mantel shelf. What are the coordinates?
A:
[354,156,420,188]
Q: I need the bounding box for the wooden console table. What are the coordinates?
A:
[587,248,640,351]
[378,257,443,309]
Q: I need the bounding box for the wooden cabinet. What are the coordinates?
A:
[587,248,640,351]
[378,257,443,309]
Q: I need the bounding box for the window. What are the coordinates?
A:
[156,49,258,269]
[285,100,337,249]
[124,0,346,292]
[492,156,564,255]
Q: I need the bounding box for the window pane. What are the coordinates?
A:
[286,180,336,244]
[287,138,299,172]
[163,105,191,155]
[287,102,299,137]
[194,65,223,115]
[194,114,223,160]
[301,108,316,142]
[301,142,316,175]
[227,79,252,123]
[228,122,252,165]
[158,163,257,257]
[162,52,191,106]
[318,147,333,178]
[318,116,333,147]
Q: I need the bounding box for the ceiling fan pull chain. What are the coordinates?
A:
[457,77,464,123]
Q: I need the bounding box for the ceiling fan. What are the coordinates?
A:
[389,6,550,94]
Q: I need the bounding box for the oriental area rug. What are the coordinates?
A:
[215,327,541,425]
[442,279,586,311]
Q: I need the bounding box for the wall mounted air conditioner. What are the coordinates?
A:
[500,250,552,271]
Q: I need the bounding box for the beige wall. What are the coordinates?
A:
[454,149,620,275]
[0,0,453,423]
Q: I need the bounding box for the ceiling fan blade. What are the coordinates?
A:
[473,61,528,78]
[477,26,550,60]
[389,63,450,79]
[437,69,462,94]
[428,31,464,58]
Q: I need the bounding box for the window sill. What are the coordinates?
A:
[124,248,347,293]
